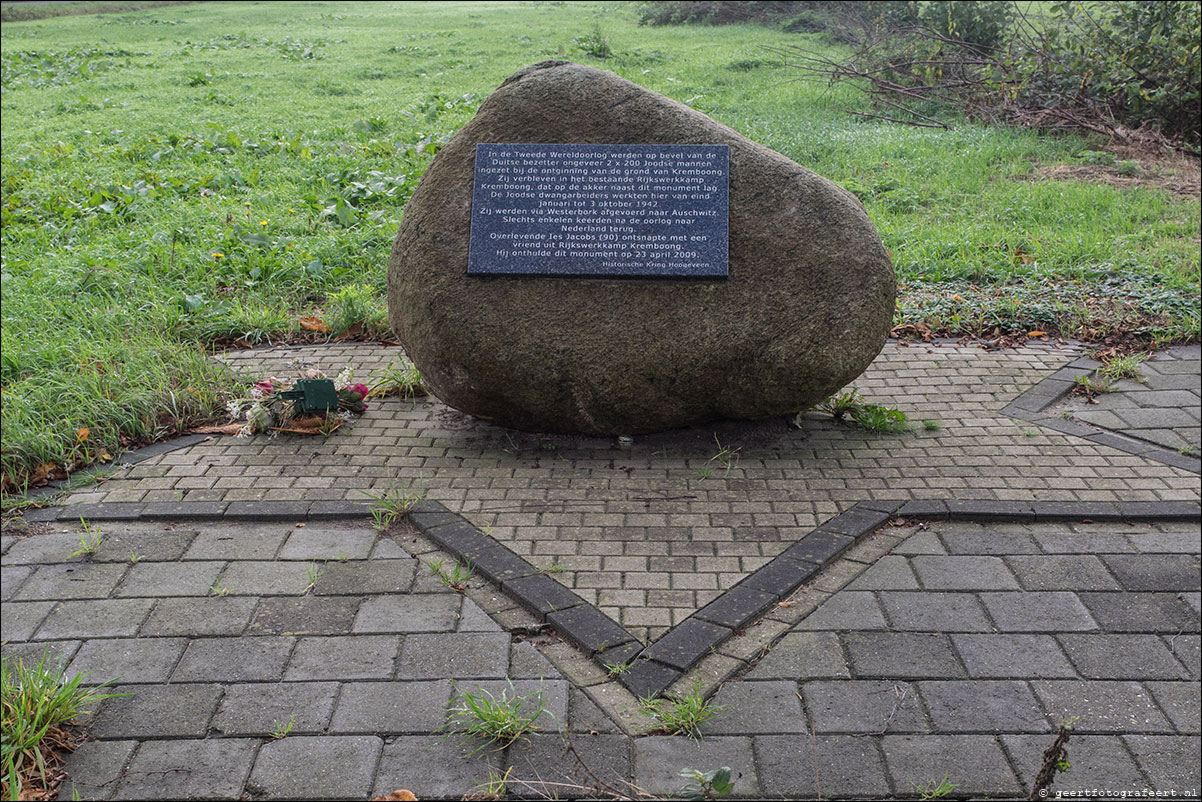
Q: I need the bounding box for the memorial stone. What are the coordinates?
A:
[387,61,896,435]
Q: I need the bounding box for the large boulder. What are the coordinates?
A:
[387,61,895,435]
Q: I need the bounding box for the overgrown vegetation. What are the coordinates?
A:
[442,680,549,755]
[2,2,1197,495]
[1,653,124,800]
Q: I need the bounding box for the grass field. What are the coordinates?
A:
[1,1,1199,493]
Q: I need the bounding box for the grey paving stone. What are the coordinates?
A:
[1031,529,1136,554]
[2,601,55,641]
[57,739,138,801]
[506,733,631,794]
[754,733,890,799]
[68,637,186,685]
[112,738,258,801]
[15,562,128,600]
[1168,633,1200,678]
[509,640,559,680]
[1003,734,1147,796]
[373,735,501,800]
[979,592,1098,632]
[1,639,80,670]
[1005,555,1122,591]
[90,528,196,563]
[744,631,850,680]
[328,680,452,734]
[844,632,964,678]
[802,680,927,734]
[353,593,461,633]
[695,585,779,630]
[1032,681,1174,732]
[618,658,680,699]
[140,596,257,636]
[396,632,512,679]
[1077,592,1199,633]
[919,680,1050,733]
[633,736,759,798]
[879,592,992,632]
[183,525,289,560]
[640,618,730,672]
[881,734,1021,797]
[312,559,416,595]
[286,634,401,680]
[1,564,32,600]
[501,573,586,619]
[249,596,361,635]
[3,532,99,564]
[1128,528,1202,553]
[951,634,1078,679]
[845,555,919,590]
[456,596,503,632]
[568,686,621,734]
[1145,681,1200,733]
[547,603,636,655]
[89,683,223,738]
[1059,634,1191,679]
[1122,735,1202,793]
[892,531,947,555]
[246,735,382,800]
[33,598,154,640]
[172,636,294,682]
[277,526,378,560]
[794,591,888,630]
[211,681,339,736]
[911,555,1020,590]
[114,560,224,597]
[215,561,313,595]
[699,680,807,734]
[1102,554,1201,591]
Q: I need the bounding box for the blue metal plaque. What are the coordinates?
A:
[467,143,729,278]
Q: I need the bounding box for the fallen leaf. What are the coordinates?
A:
[1027,330,1047,338]
[299,316,328,333]
[372,792,418,802]
[295,522,306,528]
[77,427,90,442]
[188,423,246,435]
[334,321,364,341]
[95,448,112,463]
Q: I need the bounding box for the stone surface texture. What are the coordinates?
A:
[387,61,895,434]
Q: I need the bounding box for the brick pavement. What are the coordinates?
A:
[3,516,1197,799]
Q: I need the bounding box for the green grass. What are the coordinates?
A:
[1,652,125,800]
[442,679,548,755]
[1,1,1198,491]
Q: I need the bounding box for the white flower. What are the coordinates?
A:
[335,367,353,387]
[338,410,353,421]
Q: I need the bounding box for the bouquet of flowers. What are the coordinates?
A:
[227,368,369,436]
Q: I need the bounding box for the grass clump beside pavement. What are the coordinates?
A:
[1,653,125,800]
[1,1,1197,493]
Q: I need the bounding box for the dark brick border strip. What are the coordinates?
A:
[1004,356,1201,474]
[19,496,1200,697]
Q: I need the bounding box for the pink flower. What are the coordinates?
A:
[350,383,369,400]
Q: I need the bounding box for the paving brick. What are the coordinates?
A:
[794,591,888,630]
[114,560,224,597]
[1003,734,1147,796]
[1032,681,1174,732]
[278,527,378,560]
[211,681,339,736]
[911,555,1020,590]
[633,736,759,798]
[113,738,258,801]
[2,601,55,641]
[879,592,992,632]
[617,658,680,699]
[1101,554,1201,591]
[501,573,586,619]
[745,631,849,680]
[698,680,806,734]
[312,559,417,595]
[249,596,360,635]
[951,634,1078,679]
[979,592,1098,632]
[737,556,821,597]
[694,586,778,630]
[1059,634,1190,679]
[1128,528,1202,553]
[89,683,222,738]
[506,733,631,793]
[15,562,128,600]
[547,604,635,655]
[329,680,452,734]
[396,632,511,679]
[881,734,1021,797]
[172,636,294,682]
[845,632,964,679]
[183,525,289,560]
[1122,735,1202,793]
[1145,681,1200,733]
[246,735,381,800]
[920,680,1050,733]
[803,680,928,734]
[845,556,919,590]
[1168,633,1200,678]
[68,637,186,685]
[57,739,138,801]
[91,528,197,563]
[1078,592,1199,633]
[353,593,461,633]
[286,635,401,680]
[1005,555,1122,591]
[1,639,81,670]
[373,735,501,800]
[215,561,313,595]
[140,596,257,636]
[892,531,948,555]
[754,733,890,799]
[641,618,731,672]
